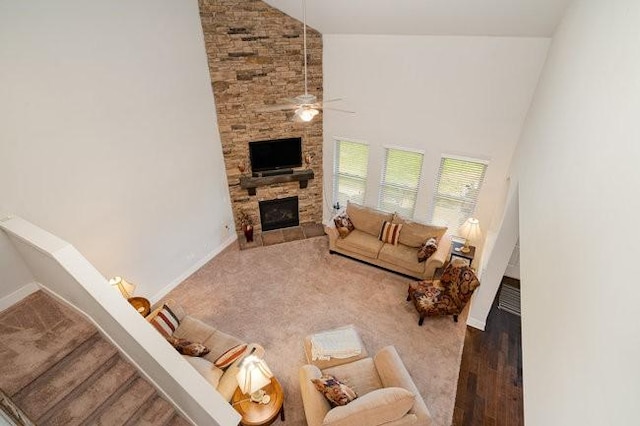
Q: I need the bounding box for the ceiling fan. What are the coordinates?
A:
[257,0,353,122]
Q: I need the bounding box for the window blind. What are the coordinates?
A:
[378,147,424,218]
[430,156,488,229]
[333,139,369,208]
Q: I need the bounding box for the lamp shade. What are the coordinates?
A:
[108,276,136,299]
[459,218,481,243]
[236,355,273,395]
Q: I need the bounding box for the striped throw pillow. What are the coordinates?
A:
[379,221,403,245]
[214,343,249,369]
[150,305,180,337]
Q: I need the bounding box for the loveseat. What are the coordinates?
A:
[299,346,432,426]
[147,300,261,402]
[325,202,451,280]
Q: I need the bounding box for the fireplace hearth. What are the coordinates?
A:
[259,197,300,231]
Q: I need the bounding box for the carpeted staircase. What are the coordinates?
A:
[0,291,190,426]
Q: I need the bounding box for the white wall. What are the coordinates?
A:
[513,0,640,423]
[322,35,549,248]
[0,228,36,309]
[0,0,234,300]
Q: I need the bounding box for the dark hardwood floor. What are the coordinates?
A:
[453,277,523,426]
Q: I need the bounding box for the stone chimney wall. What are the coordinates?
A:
[198,0,323,233]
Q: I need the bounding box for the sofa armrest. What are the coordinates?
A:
[300,364,332,426]
[373,346,433,425]
[324,220,340,248]
[424,236,452,274]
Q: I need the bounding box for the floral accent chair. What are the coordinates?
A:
[406,259,480,325]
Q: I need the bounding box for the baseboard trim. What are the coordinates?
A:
[149,234,238,304]
[0,282,40,311]
[466,316,486,331]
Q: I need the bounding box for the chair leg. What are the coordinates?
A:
[453,315,458,323]
[418,315,424,326]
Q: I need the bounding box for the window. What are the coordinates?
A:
[430,155,488,229]
[378,147,424,218]
[333,139,369,208]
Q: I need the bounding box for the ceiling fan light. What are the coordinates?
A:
[295,107,319,122]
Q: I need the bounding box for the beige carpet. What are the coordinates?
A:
[167,236,467,426]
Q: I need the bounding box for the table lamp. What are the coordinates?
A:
[108,276,136,299]
[236,353,273,404]
[458,218,481,253]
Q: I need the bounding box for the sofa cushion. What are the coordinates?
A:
[322,387,415,426]
[346,202,393,237]
[378,243,424,274]
[379,221,402,245]
[182,355,224,388]
[312,375,358,407]
[393,217,447,248]
[323,357,383,398]
[417,237,438,262]
[335,229,385,259]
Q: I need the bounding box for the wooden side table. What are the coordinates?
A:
[127,297,151,317]
[450,241,476,266]
[232,377,285,426]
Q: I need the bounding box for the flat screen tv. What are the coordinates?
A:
[249,137,302,172]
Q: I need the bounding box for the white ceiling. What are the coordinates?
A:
[262,0,573,37]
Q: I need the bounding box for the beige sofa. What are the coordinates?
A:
[148,300,261,402]
[326,202,451,280]
[299,346,432,426]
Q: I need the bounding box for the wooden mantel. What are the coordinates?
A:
[239,169,314,196]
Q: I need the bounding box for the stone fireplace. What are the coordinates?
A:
[198,0,323,236]
[259,196,299,231]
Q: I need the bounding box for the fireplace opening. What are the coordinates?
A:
[259,196,299,231]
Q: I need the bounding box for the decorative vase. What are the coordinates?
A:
[243,224,253,242]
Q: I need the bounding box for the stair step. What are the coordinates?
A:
[91,376,156,426]
[167,414,192,426]
[135,396,176,426]
[0,291,97,396]
[13,333,117,420]
[40,356,137,426]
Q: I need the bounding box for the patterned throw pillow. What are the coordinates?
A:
[150,304,180,337]
[333,213,355,238]
[214,344,249,369]
[417,237,438,262]
[166,336,211,357]
[312,375,357,406]
[379,221,403,245]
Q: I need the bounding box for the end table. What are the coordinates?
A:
[232,377,284,426]
[450,241,476,267]
[128,297,151,317]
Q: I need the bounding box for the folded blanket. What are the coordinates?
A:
[311,327,362,361]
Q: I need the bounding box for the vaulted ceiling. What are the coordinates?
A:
[262,0,573,37]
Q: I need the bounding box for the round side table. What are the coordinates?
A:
[232,377,285,426]
[127,297,151,317]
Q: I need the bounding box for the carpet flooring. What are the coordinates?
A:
[166,236,467,425]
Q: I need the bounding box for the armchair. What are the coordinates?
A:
[406,259,480,325]
[299,346,432,426]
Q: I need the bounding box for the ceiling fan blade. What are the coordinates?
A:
[323,107,356,114]
[321,98,344,104]
[257,104,297,112]
[281,98,302,105]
